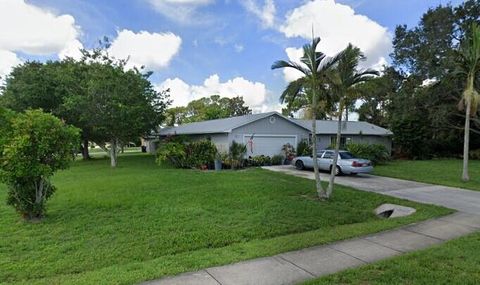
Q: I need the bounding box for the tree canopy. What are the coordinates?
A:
[165,95,251,126]
[0,49,170,166]
[356,0,480,158]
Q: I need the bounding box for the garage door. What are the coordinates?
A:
[243,135,297,157]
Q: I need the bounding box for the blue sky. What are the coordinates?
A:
[0,0,463,111]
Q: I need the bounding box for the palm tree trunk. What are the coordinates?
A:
[462,75,474,181]
[311,89,326,199]
[327,106,343,197]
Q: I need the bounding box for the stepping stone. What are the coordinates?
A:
[405,219,478,240]
[207,256,312,285]
[365,229,441,252]
[141,270,219,285]
[329,238,401,263]
[279,246,365,277]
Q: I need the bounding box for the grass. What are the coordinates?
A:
[303,231,480,285]
[0,154,451,285]
[374,159,480,191]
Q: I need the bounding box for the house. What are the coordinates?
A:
[144,112,393,156]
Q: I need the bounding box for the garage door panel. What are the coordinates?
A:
[244,135,296,157]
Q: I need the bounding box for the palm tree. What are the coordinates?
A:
[272,37,342,199]
[456,23,480,182]
[326,44,378,197]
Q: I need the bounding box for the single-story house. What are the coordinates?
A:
[144,112,393,156]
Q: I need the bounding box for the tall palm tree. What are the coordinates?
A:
[272,37,342,199]
[326,44,378,198]
[456,23,480,182]
[279,77,332,120]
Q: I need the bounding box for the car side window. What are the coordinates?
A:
[317,151,325,157]
[323,151,334,159]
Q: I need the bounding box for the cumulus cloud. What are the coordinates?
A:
[0,0,83,78]
[0,50,22,81]
[146,0,214,25]
[58,39,84,60]
[157,74,270,111]
[0,0,81,55]
[241,0,276,28]
[280,0,391,81]
[108,30,182,71]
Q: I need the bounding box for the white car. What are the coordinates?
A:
[292,150,373,175]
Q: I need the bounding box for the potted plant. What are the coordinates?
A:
[281,143,296,165]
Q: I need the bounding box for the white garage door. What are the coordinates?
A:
[243,135,297,157]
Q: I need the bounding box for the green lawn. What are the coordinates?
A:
[374,159,480,191]
[0,154,450,285]
[303,231,480,285]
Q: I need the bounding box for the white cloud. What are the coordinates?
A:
[0,50,22,81]
[241,0,276,28]
[282,47,305,82]
[146,0,214,25]
[234,44,244,53]
[157,74,269,110]
[108,30,182,71]
[58,39,84,60]
[0,0,81,55]
[280,0,391,81]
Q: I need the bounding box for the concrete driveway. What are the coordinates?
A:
[263,165,480,215]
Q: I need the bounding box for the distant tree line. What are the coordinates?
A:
[165,95,251,126]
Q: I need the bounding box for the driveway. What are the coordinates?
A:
[263,165,480,215]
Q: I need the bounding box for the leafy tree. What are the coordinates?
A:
[356,0,480,159]
[1,60,95,160]
[166,95,252,126]
[1,49,170,166]
[83,52,169,167]
[272,37,342,200]
[455,23,480,181]
[0,109,80,220]
[326,44,378,197]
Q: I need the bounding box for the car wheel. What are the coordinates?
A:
[295,160,304,170]
[330,165,342,176]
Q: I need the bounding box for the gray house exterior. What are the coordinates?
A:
[145,112,393,156]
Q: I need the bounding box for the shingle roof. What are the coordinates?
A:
[291,119,393,136]
[158,112,281,135]
[156,112,393,136]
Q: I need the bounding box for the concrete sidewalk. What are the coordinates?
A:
[143,212,480,285]
[142,167,480,285]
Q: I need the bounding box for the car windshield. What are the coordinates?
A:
[339,152,356,159]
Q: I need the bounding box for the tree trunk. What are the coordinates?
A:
[462,76,473,181]
[327,106,344,198]
[311,88,326,199]
[110,140,118,168]
[81,139,90,160]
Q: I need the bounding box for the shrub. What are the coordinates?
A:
[229,141,247,169]
[0,109,80,220]
[297,139,312,156]
[272,154,284,165]
[186,140,218,168]
[470,149,480,160]
[346,143,390,165]
[248,155,272,167]
[156,139,217,169]
[156,141,188,168]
